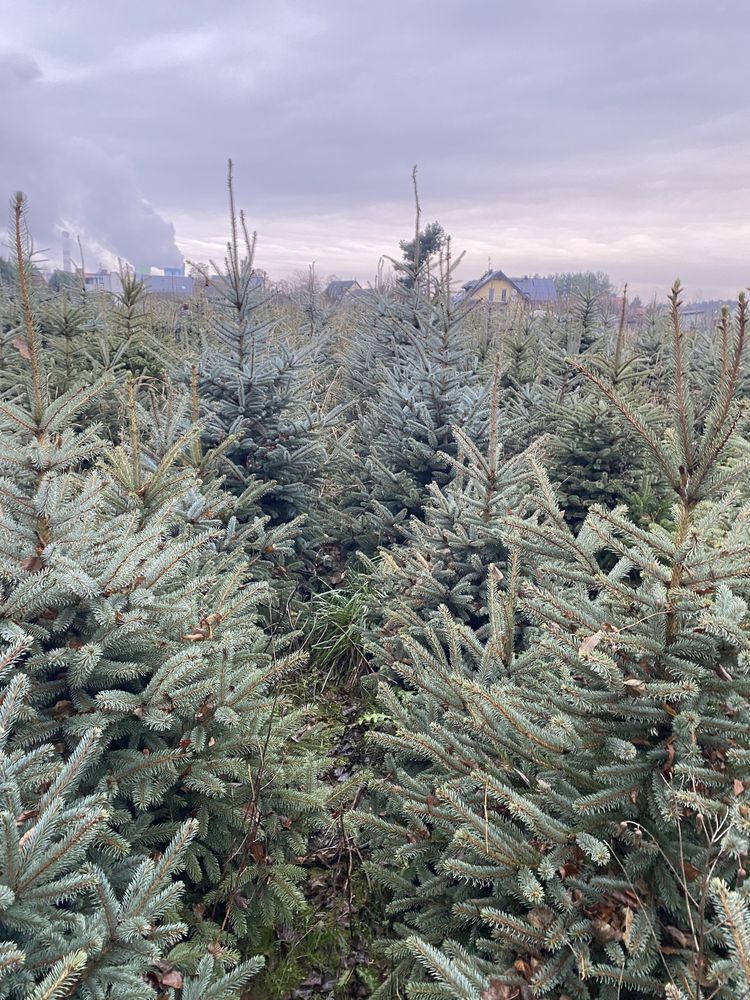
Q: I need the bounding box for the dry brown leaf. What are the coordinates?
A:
[682,861,701,881]
[160,970,183,989]
[18,827,34,850]
[51,700,75,719]
[181,628,206,642]
[624,678,646,696]
[662,737,676,778]
[481,981,529,999]
[623,905,634,948]
[11,336,31,360]
[579,630,603,656]
[664,924,692,949]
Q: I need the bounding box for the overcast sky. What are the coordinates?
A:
[1,0,748,299]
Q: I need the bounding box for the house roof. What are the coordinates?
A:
[509,276,558,304]
[325,279,361,301]
[461,269,515,297]
[461,269,558,305]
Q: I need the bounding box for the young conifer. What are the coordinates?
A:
[334,188,489,554]
[194,162,343,543]
[0,194,330,989]
[548,286,667,530]
[369,360,533,645]
[0,672,214,998]
[365,284,750,1000]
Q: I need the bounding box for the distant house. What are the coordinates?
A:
[459,270,558,308]
[325,279,361,303]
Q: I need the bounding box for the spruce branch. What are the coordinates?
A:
[668,280,696,474]
[570,356,678,490]
[12,193,44,424]
[28,951,87,1000]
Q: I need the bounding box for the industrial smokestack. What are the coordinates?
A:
[61,230,72,273]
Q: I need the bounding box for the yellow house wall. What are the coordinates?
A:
[469,277,518,304]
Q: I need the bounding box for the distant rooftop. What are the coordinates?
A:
[510,276,558,305]
[459,269,558,305]
[325,279,361,303]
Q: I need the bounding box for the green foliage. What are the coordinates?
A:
[397,222,446,289]
[0,673,196,997]
[0,379,329,946]
[192,163,343,564]
[541,290,672,531]
[333,256,489,554]
[107,267,152,369]
[0,257,16,288]
[6,184,750,1000]
[362,287,750,998]
[554,270,614,302]
[0,193,327,996]
[46,269,80,294]
[366,364,532,649]
[303,574,374,689]
[39,294,91,390]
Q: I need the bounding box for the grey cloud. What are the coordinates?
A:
[0,36,181,268]
[0,51,42,91]
[1,0,749,295]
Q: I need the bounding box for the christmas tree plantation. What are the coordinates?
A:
[361,287,750,999]
[2,182,749,1000]
[0,194,330,998]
